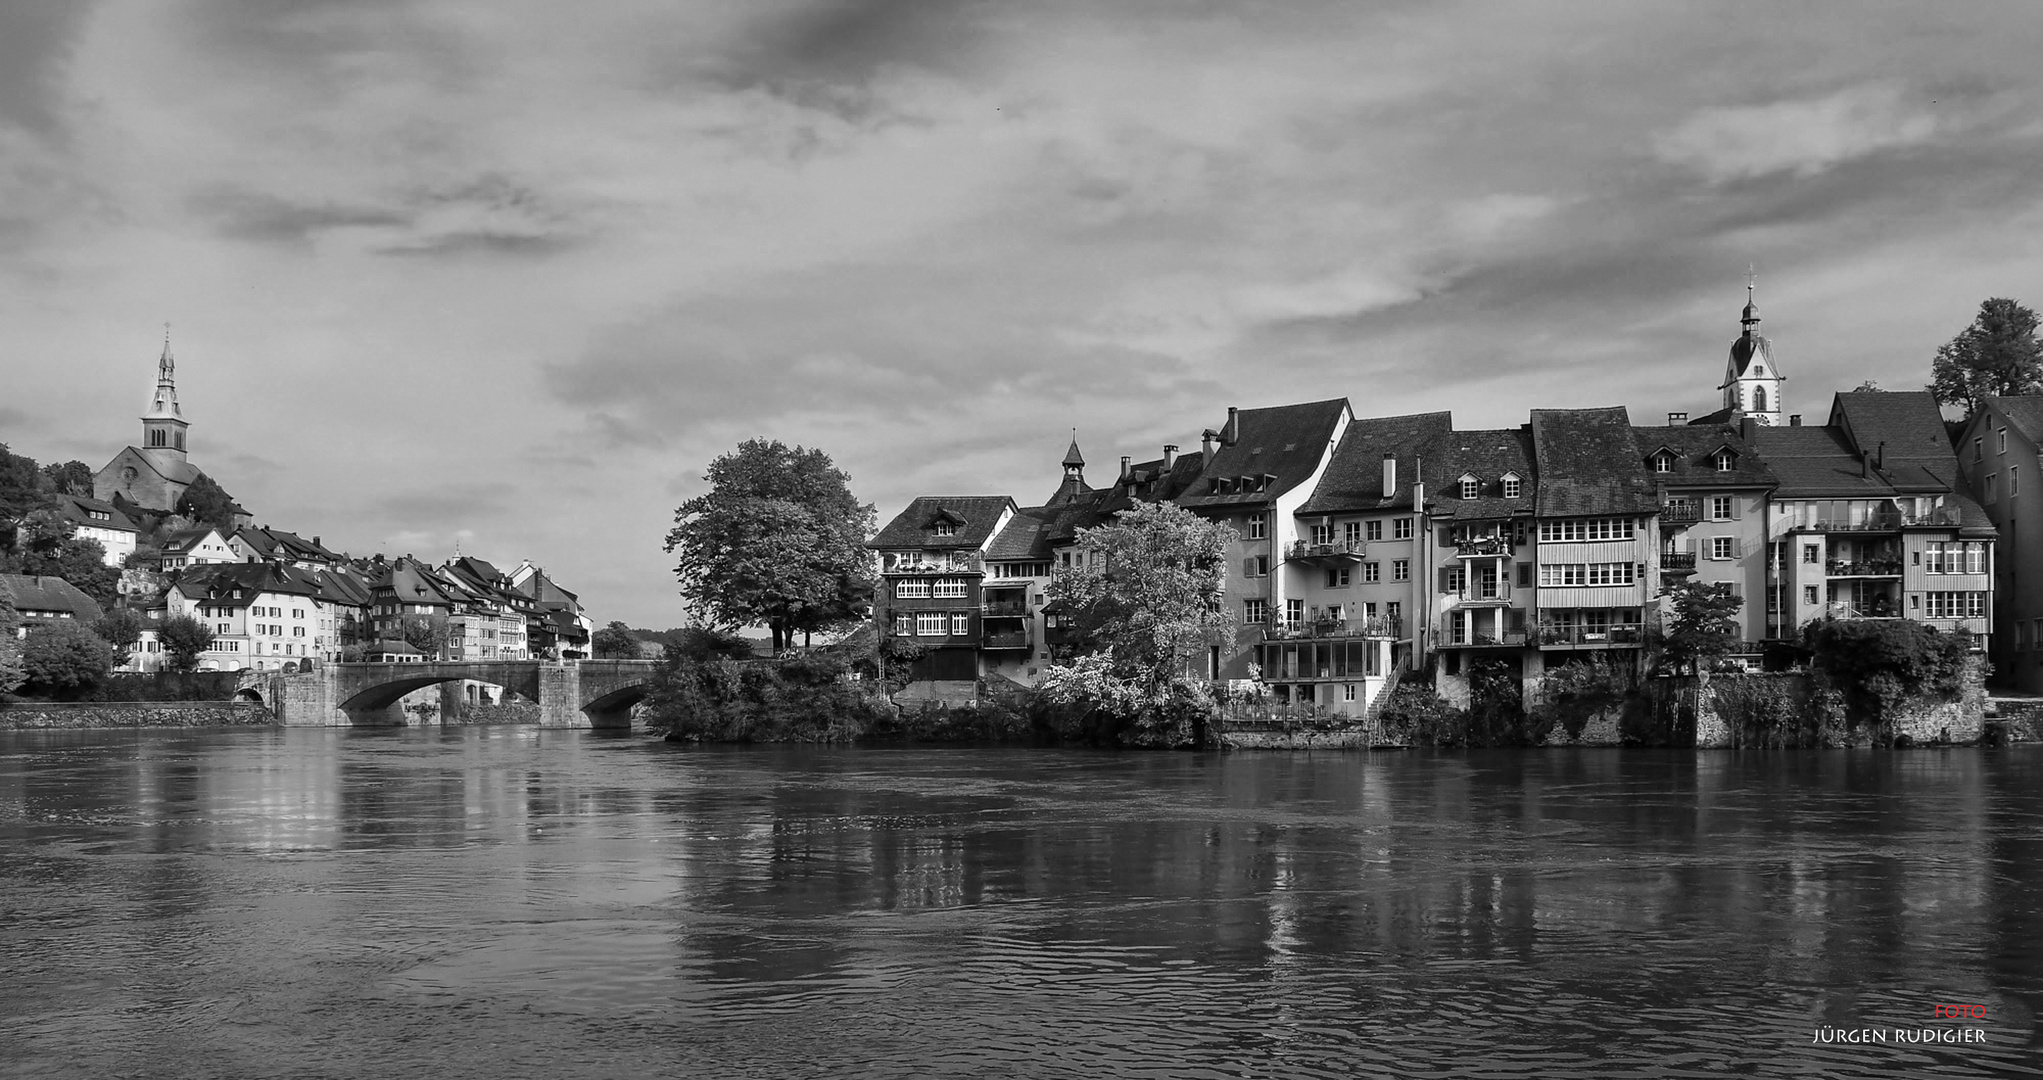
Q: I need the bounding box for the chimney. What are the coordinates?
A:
[1223,407,1240,447]
[1741,416,1758,443]
[1202,428,1218,458]
[1876,441,1886,471]
[1119,456,1133,483]
[1860,451,1872,479]
[1789,414,1802,427]
[1161,444,1178,471]
[1382,453,1397,498]
[1668,411,1688,425]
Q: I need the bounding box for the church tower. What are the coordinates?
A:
[140,331,189,460]
[1720,279,1783,426]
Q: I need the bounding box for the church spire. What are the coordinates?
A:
[141,327,190,460]
[1721,271,1782,426]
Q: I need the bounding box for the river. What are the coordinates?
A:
[2,727,2039,1078]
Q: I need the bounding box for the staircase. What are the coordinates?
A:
[1359,657,1412,747]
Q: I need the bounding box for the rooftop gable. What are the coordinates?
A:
[1531,407,1657,517]
[1296,411,1455,515]
[869,495,1015,550]
[1177,398,1351,510]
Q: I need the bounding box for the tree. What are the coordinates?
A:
[0,509,120,608]
[174,472,241,529]
[1037,500,1236,745]
[0,443,49,521]
[93,609,144,667]
[20,621,115,695]
[158,615,216,673]
[1928,297,2043,418]
[0,590,25,694]
[664,440,877,652]
[1662,580,1744,675]
[592,621,641,659]
[40,460,92,497]
[398,615,453,658]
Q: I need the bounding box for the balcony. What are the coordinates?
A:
[981,600,1029,617]
[1825,559,1902,578]
[1661,551,1697,572]
[1791,507,1964,533]
[982,630,1030,650]
[1536,623,1644,649]
[1260,616,1403,641]
[882,552,983,575]
[1452,536,1515,559]
[1285,539,1367,564]
[1440,629,1529,649]
[1660,502,1701,525]
[1445,584,1513,607]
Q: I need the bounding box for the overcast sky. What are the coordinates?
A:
[6,2,2043,627]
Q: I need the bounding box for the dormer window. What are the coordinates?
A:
[1715,451,1735,472]
[1501,474,1522,499]
[1653,453,1673,473]
[1458,475,1479,499]
[932,521,957,537]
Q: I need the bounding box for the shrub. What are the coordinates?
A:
[1803,618,1972,729]
[1376,684,1466,746]
[1527,659,1628,743]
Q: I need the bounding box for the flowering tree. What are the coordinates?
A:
[1037,500,1235,745]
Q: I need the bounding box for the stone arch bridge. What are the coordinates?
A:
[267,660,664,728]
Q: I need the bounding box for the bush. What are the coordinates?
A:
[1376,684,1466,746]
[1803,618,1972,729]
[19,621,115,698]
[1527,659,1629,743]
[645,655,891,743]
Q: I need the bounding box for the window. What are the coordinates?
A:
[1517,564,1532,587]
[1254,555,1270,577]
[1715,452,1734,471]
[1386,602,1401,624]
[1246,515,1266,540]
[1804,586,1818,605]
[1803,543,1819,564]
[1243,599,1268,624]
[1344,684,1357,702]
[1653,454,1671,473]
[1988,473,1998,502]
[1366,520,1383,541]
[1326,568,1350,588]
[1442,567,1466,594]
[1975,437,1984,463]
[916,613,945,636]
[1924,592,1988,619]
[2000,428,2008,454]
[1392,559,1410,581]
[932,521,957,537]
[1362,562,1380,583]
[1285,599,1304,627]
[1459,477,1478,499]
[1710,496,1734,521]
[933,579,967,598]
[951,613,970,635]
[1311,524,1334,545]
[1502,476,1521,499]
[1342,521,1362,545]
[2015,466,2021,496]
[1711,537,1736,560]
[1537,518,1633,542]
[895,580,930,599]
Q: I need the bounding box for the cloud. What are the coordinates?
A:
[1652,84,1942,183]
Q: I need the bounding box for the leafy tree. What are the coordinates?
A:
[20,620,115,695]
[0,509,120,608]
[591,621,641,659]
[1661,580,1744,675]
[0,590,25,693]
[398,615,453,658]
[1855,380,1884,392]
[158,615,216,673]
[40,460,92,497]
[0,443,49,520]
[93,609,145,666]
[1037,501,1235,746]
[174,472,242,529]
[663,440,877,651]
[1928,297,2043,418]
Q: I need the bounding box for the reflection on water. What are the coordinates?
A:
[2,728,2039,1078]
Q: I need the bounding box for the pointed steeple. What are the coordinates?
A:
[1050,431,1090,504]
[141,326,191,460]
[1720,272,1782,426]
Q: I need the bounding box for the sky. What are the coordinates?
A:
[6,1,2043,628]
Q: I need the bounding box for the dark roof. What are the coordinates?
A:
[1686,406,1737,427]
[1418,427,1537,522]
[1176,399,1350,510]
[1062,438,1085,467]
[1830,390,1958,488]
[1633,424,1775,491]
[160,527,226,553]
[235,526,343,564]
[1987,395,2043,444]
[1530,407,1658,517]
[113,447,201,486]
[0,574,104,622]
[54,494,139,533]
[1751,426,1898,499]
[869,496,1014,550]
[174,561,331,604]
[315,567,373,607]
[984,509,1054,562]
[1296,411,1455,515]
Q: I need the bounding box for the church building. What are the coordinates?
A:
[94,336,203,513]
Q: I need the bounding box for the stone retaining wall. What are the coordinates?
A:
[0,701,275,729]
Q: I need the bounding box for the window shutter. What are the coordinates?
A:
[1730,497,1741,519]
[1732,537,1743,559]
[1242,557,1255,577]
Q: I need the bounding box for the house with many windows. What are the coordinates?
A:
[869,495,1017,687]
[1638,419,1773,648]
[1958,396,2043,690]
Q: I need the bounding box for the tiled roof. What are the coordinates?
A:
[1531,407,1658,517]
[869,495,1014,550]
[984,510,1054,562]
[160,527,224,553]
[1633,423,1775,490]
[54,494,139,534]
[1830,390,1959,488]
[1416,427,1536,522]
[174,561,331,604]
[0,574,104,622]
[1296,411,1455,515]
[1751,426,1898,499]
[1988,395,2043,444]
[117,447,202,486]
[1176,399,1350,510]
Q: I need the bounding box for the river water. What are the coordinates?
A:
[2,728,2039,1079]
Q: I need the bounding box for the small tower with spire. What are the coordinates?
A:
[1720,271,1783,426]
[1046,432,1093,506]
[141,326,190,461]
